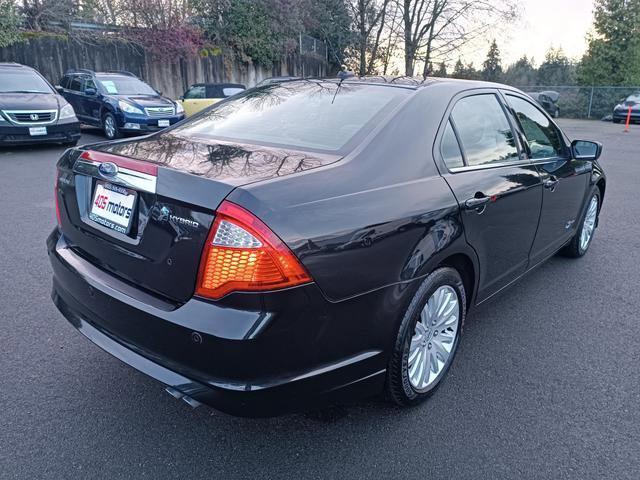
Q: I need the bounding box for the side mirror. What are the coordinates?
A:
[55,85,64,94]
[85,88,97,96]
[572,140,602,161]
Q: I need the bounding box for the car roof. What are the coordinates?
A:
[190,83,245,88]
[0,62,33,71]
[287,76,520,94]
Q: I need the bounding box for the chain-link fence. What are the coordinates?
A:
[517,86,640,120]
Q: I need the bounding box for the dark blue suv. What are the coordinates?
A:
[59,69,184,139]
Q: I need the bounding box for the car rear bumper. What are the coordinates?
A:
[0,122,81,145]
[47,229,387,417]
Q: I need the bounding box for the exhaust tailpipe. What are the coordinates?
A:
[165,386,202,408]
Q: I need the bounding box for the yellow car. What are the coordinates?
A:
[179,83,246,117]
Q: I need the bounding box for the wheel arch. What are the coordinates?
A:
[437,252,476,310]
[596,178,606,205]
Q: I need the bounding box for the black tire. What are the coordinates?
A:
[561,190,600,258]
[386,267,466,406]
[102,112,121,140]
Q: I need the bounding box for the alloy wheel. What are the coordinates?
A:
[407,285,459,391]
[580,194,598,252]
[104,115,116,139]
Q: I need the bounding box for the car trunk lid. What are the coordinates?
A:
[56,139,338,303]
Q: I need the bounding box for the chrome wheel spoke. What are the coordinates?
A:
[579,195,598,251]
[407,285,460,391]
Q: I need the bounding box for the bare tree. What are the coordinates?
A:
[399,0,518,77]
[347,0,391,76]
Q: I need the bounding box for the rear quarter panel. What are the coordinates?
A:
[228,84,478,303]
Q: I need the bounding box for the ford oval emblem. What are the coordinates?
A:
[98,162,118,177]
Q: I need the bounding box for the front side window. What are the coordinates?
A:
[184,85,205,99]
[0,70,53,94]
[83,78,97,93]
[450,94,518,166]
[168,81,409,153]
[96,75,157,95]
[507,95,564,159]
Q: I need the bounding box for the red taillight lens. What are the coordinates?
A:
[54,170,61,226]
[196,201,312,299]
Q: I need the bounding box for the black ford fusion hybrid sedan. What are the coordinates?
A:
[49,77,605,416]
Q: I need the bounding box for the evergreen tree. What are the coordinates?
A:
[578,0,640,85]
[452,59,465,78]
[452,58,479,80]
[503,55,537,86]
[538,47,576,85]
[435,61,447,77]
[482,40,503,82]
[0,0,21,48]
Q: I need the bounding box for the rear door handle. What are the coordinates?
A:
[544,176,559,190]
[464,195,491,211]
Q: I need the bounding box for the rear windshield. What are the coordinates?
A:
[0,70,53,94]
[96,75,157,95]
[167,81,410,153]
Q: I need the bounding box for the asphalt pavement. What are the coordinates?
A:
[1,122,639,479]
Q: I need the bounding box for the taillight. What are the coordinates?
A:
[196,201,312,299]
[54,170,61,226]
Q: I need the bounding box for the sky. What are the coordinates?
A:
[461,0,596,67]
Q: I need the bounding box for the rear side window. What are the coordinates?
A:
[222,87,245,97]
[184,85,205,99]
[507,95,564,159]
[451,94,518,166]
[169,81,409,153]
[68,76,82,91]
[440,120,464,169]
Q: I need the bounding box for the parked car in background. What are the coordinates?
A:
[179,83,245,117]
[58,69,185,140]
[612,93,640,123]
[0,63,80,146]
[529,90,560,118]
[50,77,606,417]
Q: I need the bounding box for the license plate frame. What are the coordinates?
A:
[29,126,47,136]
[89,181,137,235]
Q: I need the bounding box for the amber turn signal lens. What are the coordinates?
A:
[195,201,312,299]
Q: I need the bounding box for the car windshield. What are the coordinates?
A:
[168,81,410,153]
[96,75,157,95]
[0,71,53,94]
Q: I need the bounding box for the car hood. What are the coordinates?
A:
[92,134,341,186]
[0,93,61,111]
[113,95,175,108]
